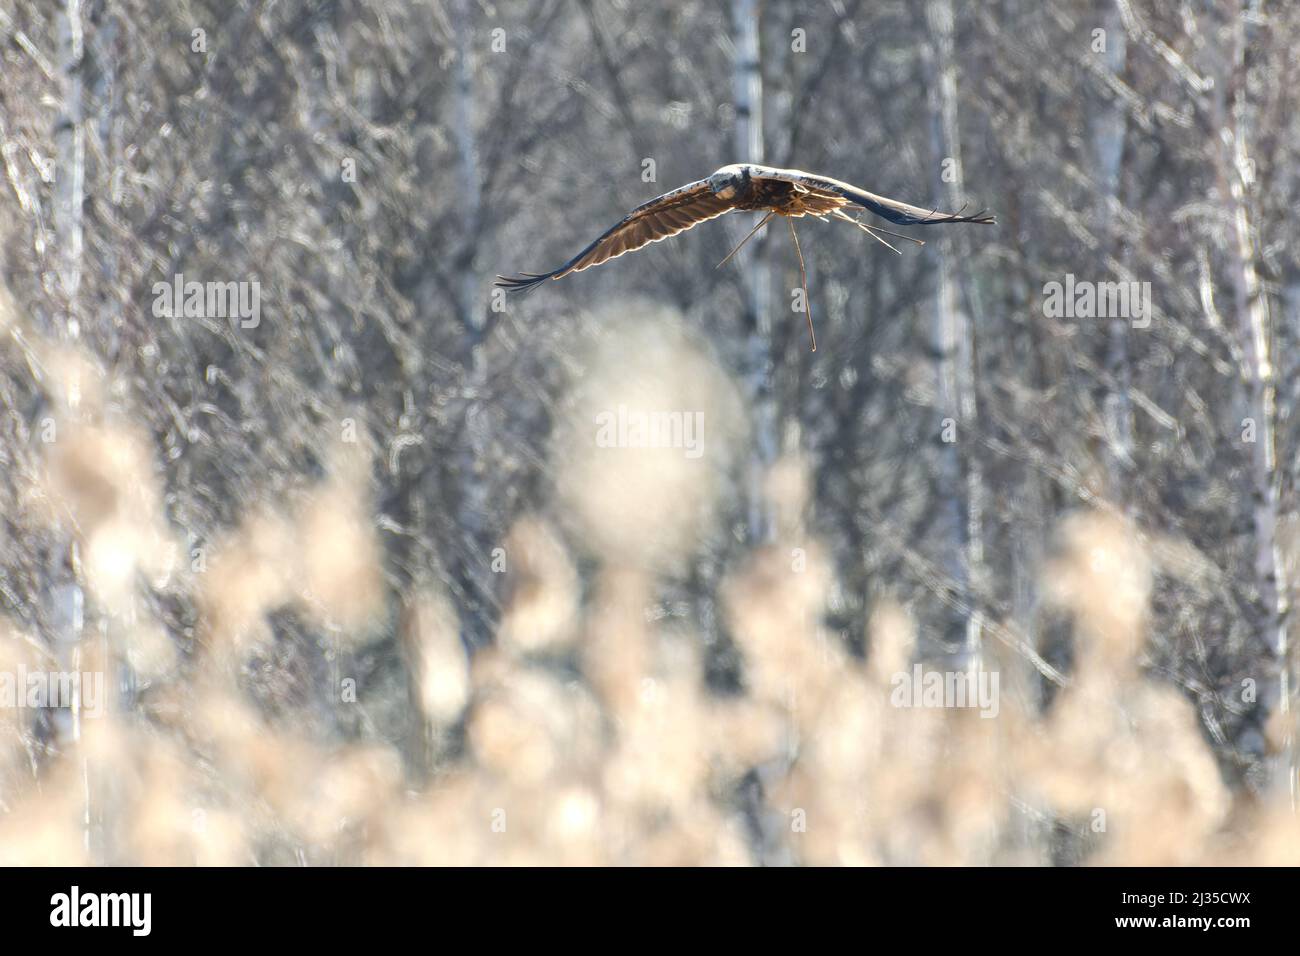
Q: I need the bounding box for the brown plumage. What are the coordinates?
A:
[496,163,995,350]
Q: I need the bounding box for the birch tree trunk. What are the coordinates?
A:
[1210,0,1292,802]
[732,0,775,544]
[439,0,493,707]
[453,0,481,332]
[451,0,492,654]
[925,0,982,661]
[1093,1,1133,501]
[52,0,91,856]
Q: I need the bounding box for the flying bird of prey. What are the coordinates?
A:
[496,163,995,351]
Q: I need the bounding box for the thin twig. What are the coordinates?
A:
[716,211,775,269]
[787,217,816,352]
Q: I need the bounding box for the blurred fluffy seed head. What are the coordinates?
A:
[497,516,580,655]
[42,419,180,615]
[199,508,298,656]
[401,586,469,725]
[0,283,15,335]
[763,452,812,539]
[603,634,713,815]
[722,541,835,707]
[581,568,653,718]
[297,473,384,638]
[466,663,603,787]
[199,457,384,657]
[1043,510,1152,668]
[866,598,916,684]
[0,628,46,776]
[553,306,745,571]
[0,763,90,866]
[41,346,111,418]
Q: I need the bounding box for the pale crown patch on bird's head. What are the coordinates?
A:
[707,166,744,199]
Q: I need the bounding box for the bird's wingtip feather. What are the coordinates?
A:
[493,272,553,294]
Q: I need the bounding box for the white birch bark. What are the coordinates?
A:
[1212,0,1291,802]
[450,0,492,669]
[732,0,775,543]
[452,0,480,330]
[53,0,90,855]
[926,0,982,660]
[1094,1,1132,499]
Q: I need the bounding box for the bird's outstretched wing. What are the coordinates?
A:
[495,179,738,292]
[751,165,996,226]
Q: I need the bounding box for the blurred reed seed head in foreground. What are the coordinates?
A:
[1028,510,1231,865]
[1043,510,1153,674]
[33,345,180,678]
[3,308,1297,866]
[553,304,746,572]
[496,516,580,656]
[199,425,384,659]
[37,346,180,613]
[401,585,469,727]
[295,437,385,636]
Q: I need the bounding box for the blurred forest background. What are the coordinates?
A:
[1,0,1298,865]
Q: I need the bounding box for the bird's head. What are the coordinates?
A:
[707,165,746,200]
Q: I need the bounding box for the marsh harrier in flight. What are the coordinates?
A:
[496,163,994,351]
